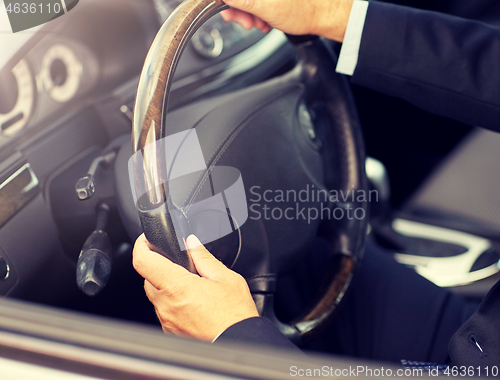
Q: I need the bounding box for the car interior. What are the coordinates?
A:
[1,0,500,376]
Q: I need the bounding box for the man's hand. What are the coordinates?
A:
[133,234,259,342]
[221,0,354,42]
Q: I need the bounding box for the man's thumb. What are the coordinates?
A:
[186,235,227,279]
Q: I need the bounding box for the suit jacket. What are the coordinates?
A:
[351,0,500,366]
[379,0,500,25]
[216,2,500,365]
[352,1,500,132]
[216,317,301,352]
[216,286,500,366]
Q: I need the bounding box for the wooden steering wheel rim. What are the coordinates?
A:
[131,0,368,345]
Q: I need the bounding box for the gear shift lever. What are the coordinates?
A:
[76,203,112,296]
[365,157,391,223]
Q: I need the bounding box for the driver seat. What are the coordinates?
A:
[404,128,500,241]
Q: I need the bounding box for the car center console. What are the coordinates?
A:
[366,156,500,299]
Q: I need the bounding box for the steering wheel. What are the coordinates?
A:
[127,0,368,345]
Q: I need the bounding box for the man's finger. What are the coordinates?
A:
[221,9,235,22]
[186,235,228,280]
[253,16,266,31]
[229,10,255,30]
[133,234,192,289]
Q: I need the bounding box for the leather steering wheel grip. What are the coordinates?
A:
[131,0,368,344]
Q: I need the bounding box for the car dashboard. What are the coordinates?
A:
[0,0,294,308]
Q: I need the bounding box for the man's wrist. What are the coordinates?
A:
[313,0,354,42]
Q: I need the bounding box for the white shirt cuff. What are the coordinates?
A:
[211,329,225,343]
[336,0,369,76]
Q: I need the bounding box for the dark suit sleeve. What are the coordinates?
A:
[351,2,500,132]
[213,317,302,352]
[449,278,500,365]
